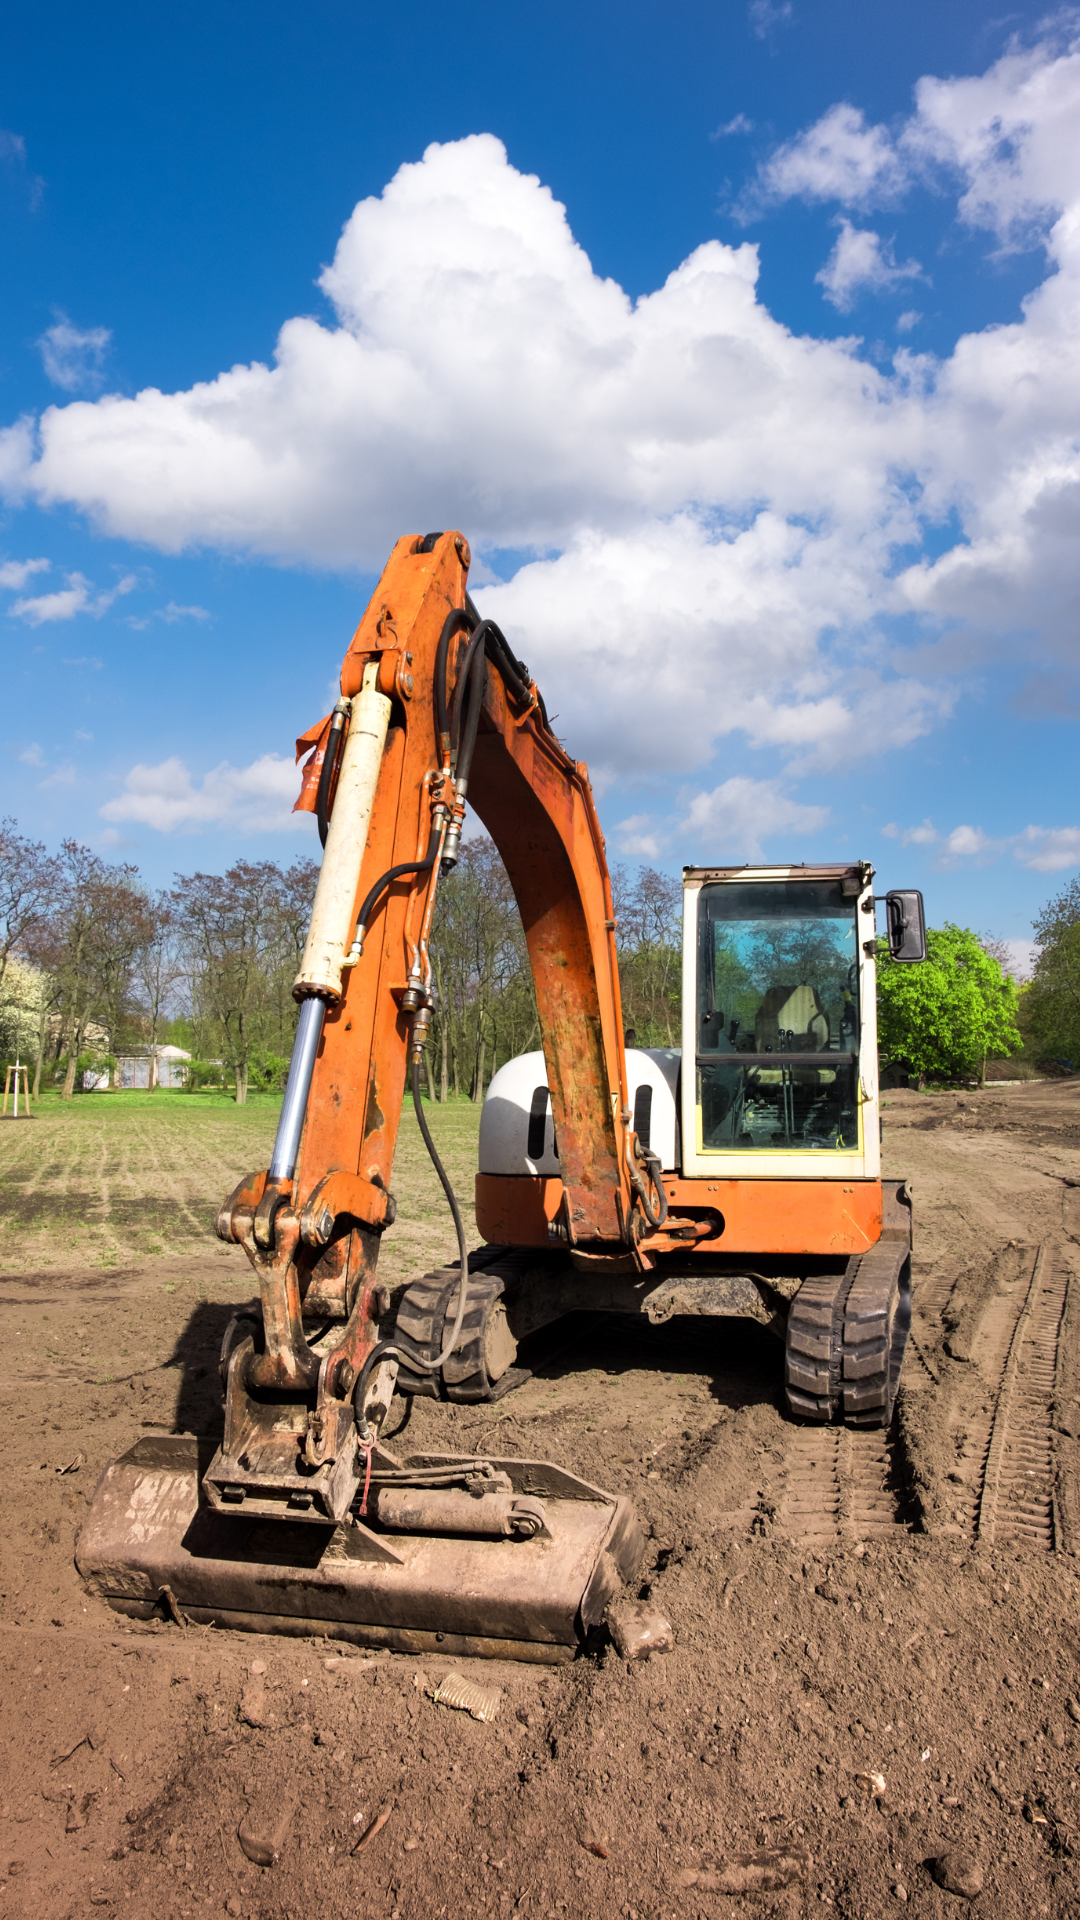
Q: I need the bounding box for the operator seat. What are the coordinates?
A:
[754,983,830,1052]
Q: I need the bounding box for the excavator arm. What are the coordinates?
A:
[210,531,661,1524]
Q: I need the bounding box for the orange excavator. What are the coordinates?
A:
[78,532,925,1661]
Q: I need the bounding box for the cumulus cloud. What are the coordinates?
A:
[882,817,938,845]
[474,516,950,780]
[750,103,909,211]
[941,824,1000,862]
[0,29,1078,786]
[680,776,829,858]
[38,314,112,394]
[888,819,1080,872]
[1014,825,1080,871]
[614,815,664,859]
[9,570,135,624]
[815,220,924,311]
[0,556,49,590]
[615,777,828,863]
[99,754,314,834]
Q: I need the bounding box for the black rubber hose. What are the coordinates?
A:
[351,823,441,947]
[434,608,472,748]
[456,648,486,792]
[315,710,347,849]
[448,619,492,752]
[633,1149,669,1229]
[352,1054,470,1424]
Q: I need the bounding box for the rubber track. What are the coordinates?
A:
[968,1244,1068,1552]
[392,1249,531,1403]
[785,1241,910,1428]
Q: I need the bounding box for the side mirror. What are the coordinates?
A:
[885,889,926,963]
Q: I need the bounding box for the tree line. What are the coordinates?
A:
[0,819,318,1103]
[0,818,685,1105]
[2,812,1077,1102]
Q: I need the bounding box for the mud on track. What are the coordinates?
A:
[1,1078,1080,1920]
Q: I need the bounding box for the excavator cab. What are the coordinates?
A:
[688,867,871,1162]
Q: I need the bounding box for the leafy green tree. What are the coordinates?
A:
[1023,878,1080,1067]
[877,923,1021,1086]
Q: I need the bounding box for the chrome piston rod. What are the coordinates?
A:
[268,995,327,1181]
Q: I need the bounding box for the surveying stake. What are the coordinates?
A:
[2,1060,32,1119]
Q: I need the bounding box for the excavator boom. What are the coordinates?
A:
[77,531,648,1655]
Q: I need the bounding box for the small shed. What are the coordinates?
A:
[111,1046,191,1091]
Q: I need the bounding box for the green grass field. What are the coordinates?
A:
[0,1086,484,1279]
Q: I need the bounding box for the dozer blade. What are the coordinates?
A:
[76,1436,644,1665]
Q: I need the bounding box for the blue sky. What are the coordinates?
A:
[2,0,1078,965]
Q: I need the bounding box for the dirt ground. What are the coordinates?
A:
[1,1077,1079,1919]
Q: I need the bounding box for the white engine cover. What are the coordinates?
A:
[478,1048,681,1177]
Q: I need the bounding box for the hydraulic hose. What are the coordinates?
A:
[457,597,551,735]
[314,701,349,850]
[353,1053,470,1427]
[630,1145,669,1229]
[346,824,441,961]
[434,607,473,750]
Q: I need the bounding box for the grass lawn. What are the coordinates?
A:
[0,1086,484,1280]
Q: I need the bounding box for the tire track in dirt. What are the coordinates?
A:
[949,1243,1069,1552]
[767,1421,912,1545]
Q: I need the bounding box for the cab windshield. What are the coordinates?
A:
[696,878,860,1153]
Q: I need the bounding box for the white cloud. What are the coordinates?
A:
[156,600,211,623]
[0,32,1077,787]
[0,126,43,209]
[680,777,829,858]
[125,600,212,631]
[37,314,112,394]
[1001,937,1037,979]
[942,823,1000,861]
[9,570,135,624]
[475,515,951,778]
[38,762,76,789]
[896,310,921,333]
[815,220,923,311]
[748,0,793,40]
[18,742,45,767]
[713,114,755,139]
[913,820,1080,872]
[614,815,664,859]
[750,103,909,211]
[99,754,314,834]
[0,557,49,590]
[1013,825,1080,871]
[882,817,938,846]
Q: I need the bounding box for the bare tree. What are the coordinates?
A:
[135,895,186,1049]
[24,844,156,1097]
[172,861,290,1103]
[0,818,58,997]
[612,865,682,1044]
